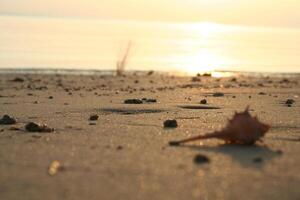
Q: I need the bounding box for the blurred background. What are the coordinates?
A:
[1,0,300,74]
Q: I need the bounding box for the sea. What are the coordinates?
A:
[1,14,300,76]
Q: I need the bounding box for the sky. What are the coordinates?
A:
[1,0,300,28]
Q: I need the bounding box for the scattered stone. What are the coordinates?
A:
[191,77,201,82]
[33,101,39,104]
[147,70,154,76]
[163,119,178,128]
[49,96,53,99]
[27,93,33,96]
[144,98,157,103]
[285,99,295,105]
[124,99,143,104]
[193,154,210,164]
[89,114,99,121]
[0,115,17,125]
[230,78,237,82]
[249,95,252,99]
[200,99,207,104]
[253,157,263,163]
[11,77,24,82]
[89,122,97,125]
[202,73,212,77]
[258,92,266,95]
[232,95,236,98]
[116,145,123,150]
[25,122,54,133]
[48,160,64,176]
[212,92,224,97]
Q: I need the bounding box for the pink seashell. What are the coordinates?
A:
[169,106,270,146]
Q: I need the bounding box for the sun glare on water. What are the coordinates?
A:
[179,22,230,76]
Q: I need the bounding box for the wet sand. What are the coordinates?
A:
[0,72,299,200]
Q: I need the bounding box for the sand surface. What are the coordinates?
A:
[0,72,299,200]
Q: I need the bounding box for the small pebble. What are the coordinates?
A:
[212,92,224,97]
[144,98,157,103]
[164,119,178,128]
[11,77,24,82]
[116,145,123,150]
[191,77,201,82]
[124,99,143,104]
[200,99,207,104]
[25,122,54,133]
[89,114,99,121]
[48,160,64,176]
[194,154,210,164]
[49,96,53,99]
[0,115,17,125]
[285,99,295,105]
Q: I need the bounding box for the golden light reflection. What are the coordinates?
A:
[185,50,225,75]
[182,22,230,76]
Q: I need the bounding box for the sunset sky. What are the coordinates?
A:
[1,0,300,28]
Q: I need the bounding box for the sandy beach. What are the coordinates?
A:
[0,72,299,200]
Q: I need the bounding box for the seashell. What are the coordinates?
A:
[169,106,270,146]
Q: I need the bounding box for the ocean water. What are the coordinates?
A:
[1,15,300,74]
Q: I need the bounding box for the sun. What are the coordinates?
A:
[184,50,223,74]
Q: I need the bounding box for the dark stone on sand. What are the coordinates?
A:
[147,70,154,76]
[25,122,54,133]
[191,77,201,82]
[253,157,263,163]
[0,115,17,125]
[11,77,24,82]
[285,99,295,105]
[200,99,207,104]
[124,99,143,104]
[258,92,266,95]
[202,73,212,77]
[230,78,237,82]
[212,92,224,97]
[49,96,53,99]
[89,114,99,121]
[164,119,178,128]
[194,154,210,164]
[143,98,157,103]
[116,145,123,150]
